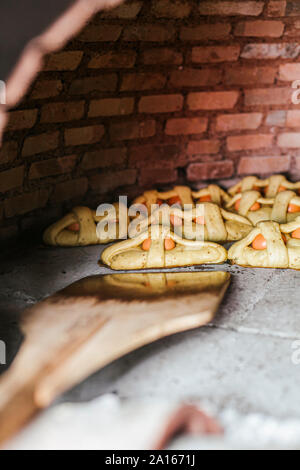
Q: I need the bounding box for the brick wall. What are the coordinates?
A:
[1,0,300,243]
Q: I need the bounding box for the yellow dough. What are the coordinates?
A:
[192,184,231,206]
[43,203,128,247]
[228,176,264,196]
[101,225,227,270]
[228,218,300,270]
[132,185,194,212]
[229,174,300,198]
[129,203,252,243]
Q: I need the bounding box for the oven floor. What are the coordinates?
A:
[1,242,300,447]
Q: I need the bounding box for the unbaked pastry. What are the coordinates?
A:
[101,225,227,270]
[132,186,194,213]
[192,184,231,206]
[43,203,128,246]
[228,218,300,270]
[229,174,300,198]
[228,176,264,197]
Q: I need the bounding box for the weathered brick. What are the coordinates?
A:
[29,156,77,179]
[286,1,300,16]
[286,110,300,127]
[31,80,63,99]
[123,25,175,42]
[266,110,287,127]
[44,51,83,71]
[188,91,239,110]
[22,131,59,157]
[81,148,127,170]
[90,170,137,193]
[245,88,292,106]
[79,24,122,42]
[69,75,118,94]
[6,109,38,131]
[142,48,183,65]
[121,73,166,91]
[283,20,300,37]
[227,134,273,151]
[138,168,178,186]
[65,125,105,146]
[89,98,134,117]
[180,24,231,41]
[110,120,156,141]
[267,1,287,16]
[238,156,291,175]
[0,166,24,193]
[41,102,85,123]
[241,43,300,59]
[5,189,49,217]
[169,69,222,88]
[198,1,264,16]
[225,66,276,85]
[152,0,192,18]
[129,144,179,169]
[0,141,18,164]
[88,51,137,68]
[216,113,263,132]
[279,63,300,81]
[187,161,234,181]
[51,178,88,203]
[235,21,285,37]
[278,132,300,147]
[187,140,220,156]
[165,118,208,136]
[139,95,183,114]
[101,1,142,18]
[192,46,240,63]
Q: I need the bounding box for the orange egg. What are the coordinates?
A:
[292,228,300,239]
[168,196,182,206]
[253,185,260,191]
[195,216,206,225]
[252,234,267,250]
[142,238,152,251]
[156,198,164,206]
[278,185,287,193]
[234,199,241,211]
[67,223,80,232]
[250,202,261,211]
[288,204,300,213]
[282,233,287,244]
[170,215,183,226]
[164,238,175,251]
[198,195,212,203]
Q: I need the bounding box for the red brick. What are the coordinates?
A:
[4,189,50,217]
[187,161,234,181]
[138,168,178,187]
[44,51,83,71]
[22,131,59,157]
[279,63,300,81]
[0,166,24,193]
[165,118,208,136]
[29,156,77,179]
[139,95,183,114]
[216,113,263,132]
[101,1,142,19]
[284,21,300,37]
[180,24,231,41]
[110,120,156,141]
[69,75,118,94]
[121,73,166,91]
[41,102,84,123]
[90,170,137,193]
[89,98,134,117]
[188,91,239,111]
[241,43,300,59]
[235,21,285,37]
[6,109,38,131]
[266,110,287,127]
[152,0,192,18]
[192,46,240,64]
[142,48,183,65]
[238,156,291,175]
[88,51,137,68]
[51,178,88,203]
[65,125,105,146]
[0,141,18,164]
[278,133,300,147]
[227,134,273,151]
[123,25,175,42]
[198,1,264,16]
[286,110,300,127]
[129,145,179,169]
[31,80,63,99]
[187,140,220,156]
[225,66,276,85]
[285,1,300,16]
[169,69,222,88]
[79,24,122,42]
[81,148,127,170]
[267,1,287,16]
[245,88,292,106]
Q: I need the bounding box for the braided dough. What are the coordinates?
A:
[129,203,252,243]
[133,186,194,211]
[228,218,300,270]
[192,184,231,206]
[43,203,128,247]
[229,175,300,198]
[101,225,227,270]
[229,176,264,196]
